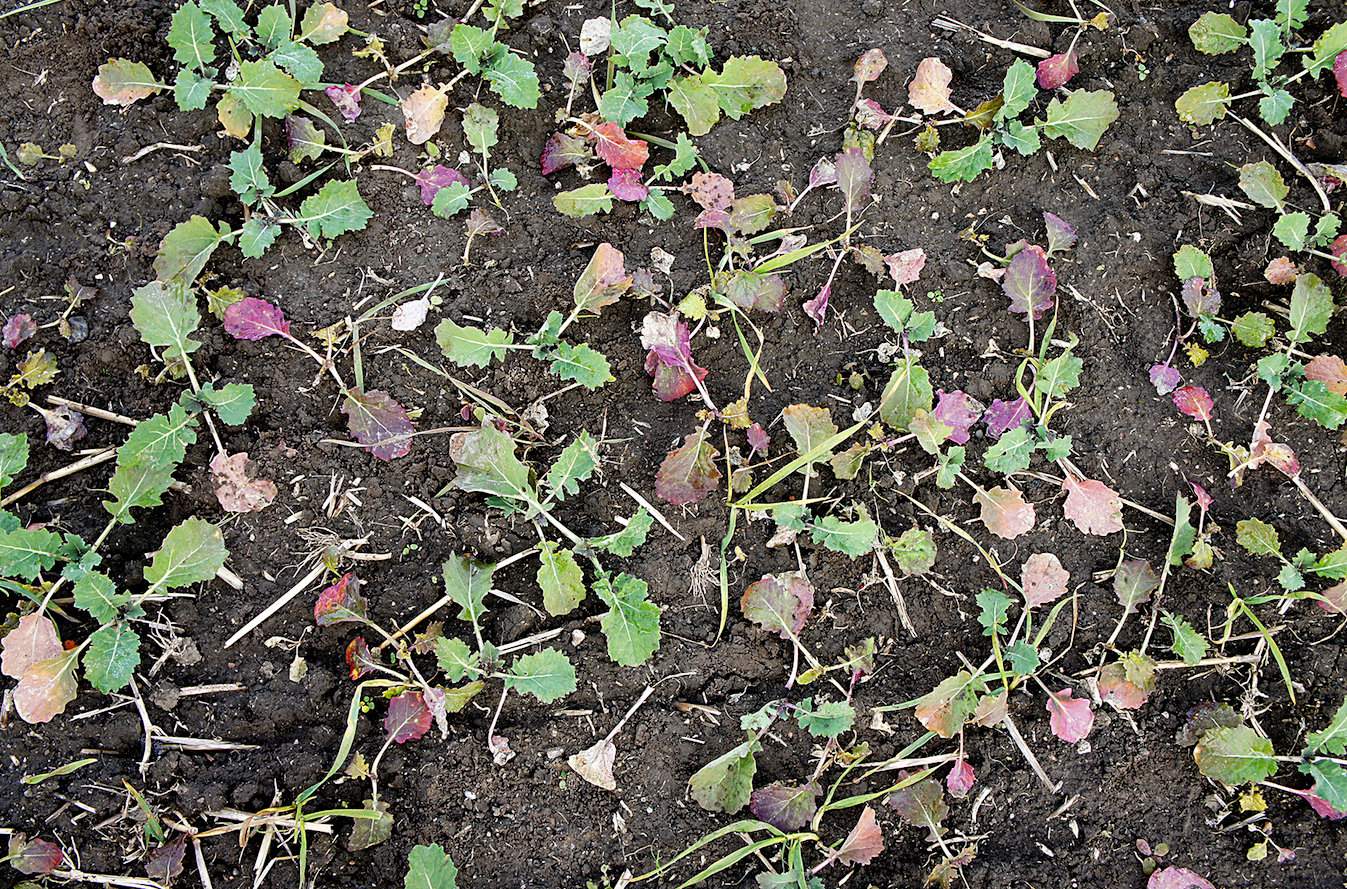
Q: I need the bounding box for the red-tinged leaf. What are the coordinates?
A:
[1336,51,1347,99]
[1181,276,1221,317]
[1043,211,1078,253]
[832,805,884,866]
[694,208,731,231]
[13,650,79,724]
[314,572,367,626]
[853,48,888,84]
[416,164,469,205]
[1149,363,1181,395]
[741,572,813,638]
[342,389,414,460]
[974,486,1036,540]
[1021,552,1069,608]
[607,168,649,201]
[747,423,770,455]
[7,834,64,876]
[540,132,590,176]
[345,635,376,680]
[946,759,975,799]
[808,157,838,188]
[2,612,63,680]
[211,451,277,513]
[885,248,926,287]
[749,780,819,830]
[223,297,290,340]
[655,431,721,505]
[984,397,1030,438]
[3,313,36,349]
[644,349,707,402]
[1306,788,1347,820]
[43,404,87,451]
[1147,866,1216,889]
[802,283,830,327]
[1250,420,1300,477]
[1036,51,1079,89]
[1002,245,1056,319]
[575,243,632,313]
[1264,256,1298,285]
[933,389,983,444]
[1189,480,1213,512]
[1113,558,1159,613]
[908,56,954,114]
[834,147,872,209]
[145,836,187,886]
[1061,474,1124,536]
[1330,235,1347,278]
[1097,653,1155,710]
[325,83,362,122]
[1045,687,1093,743]
[1317,581,1347,614]
[641,312,697,371]
[853,98,893,130]
[688,171,734,211]
[384,690,432,744]
[1172,385,1213,421]
[887,771,949,836]
[1306,354,1347,396]
[589,122,648,171]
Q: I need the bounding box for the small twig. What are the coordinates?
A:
[0,446,115,508]
[1001,714,1060,793]
[618,481,686,542]
[874,548,917,639]
[121,142,204,165]
[224,561,328,649]
[47,396,139,425]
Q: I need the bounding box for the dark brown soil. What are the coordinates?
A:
[2,1,1346,888]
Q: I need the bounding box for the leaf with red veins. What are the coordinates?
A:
[3,313,36,349]
[1,613,63,680]
[747,423,771,455]
[223,297,290,340]
[803,282,831,327]
[933,389,983,444]
[749,780,819,830]
[645,350,707,402]
[1002,245,1056,319]
[7,834,64,876]
[1147,866,1217,889]
[946,758,976,799]
[13,650,79,724]
[384,690,433,744]
[741,572,814,638]
[655,430,721,505]
[833,147,872,209]
[211,451,277,513]
[342,388,414,460]
[607,168,649,201]
[1172,385,1214,421]
[831,805,884,867]
[1036,51,1079,89]
[884,248,926,288]
[325,83,362,122]
[1148,363,1181,395]
[589,122,648,170]
[1264,256,1298,285]
[1045,687,1094,743]
[575,243,632,314]
[314,572,367,626]
[1306,354,1347,396]
[416,164,469,206]
[853,48,888,84]
[974,486,1036,540]
[984,397,1030,439]
[1061,474,1124,536]
[540,132,590,176]
[886,771,949,836]
[1021,552,1069,608]
[688,171,735,211]
[908,57,954,115]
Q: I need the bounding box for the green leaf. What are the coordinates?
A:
[1035,354,1083,398]
[1237,160,1287,210]
[553,184,614,217]
[929,135,994,182]
[0,432,30,492]
[688,737,759,813]
[997,58,1036,122]
[130,281,201,364]
[488,168,517,191]
[144,518,228,592]
[230,60,301,118]
[254,4,292,49]
[1310,547,1347,581]
[168,1,217,71]
[1286,380,1347,430]
[1188,12,1247,54]
[449,424,534,503]
[1287,272,1333,343]
[878,355,933,428]
[1258,87,1294,126]
[484,52,539,109]
[200,0,248,36]
[1307,697,1347,755]
[595,571,661,666]
[434,637,481,682]
[666,25,712,68]
[976,588,1012,637]
[548,342,613,389]
[653,131,699,181]
[195,382,255,425]
[171,69,211,111]
[271,40,324,87]
[435,318,512,368]
[462,102,499,155]
[0,527,62,580]
[1039,89,1118,150]
[1273,210,1311,252]
[1172,244,1213,281]
[405,843,459,889]
[1248,19,1285,79]
[482,0,524,26]
[1236,517,1281,557]
[611,15,667,73]
[889,527,937,575]
[1167,494,1196,567]
[537,542,585,616]
[598,71,653,126]
[1162,611,1209,665]
[795,698,854,738]
[84,623,141,693]
[296,180,372,239]
[73,571,127,623]
[1175,81,1230,125]
[984,425,1034,474]
[504,648,576,703]
[1275,0,1309,31]
[1194,725,1277,785]
[1006,640,1040,676]
[1303,21,1347,78]
[667,73,720,137]
[1001,120,1041,156]
[705,55,786,119]
[874,290,916,333]
[239,219,280,258]
[810,509,878,557]
[153,215,232,285]
[228,141,273,207]
[448,24,498,74]
[1314,213,1342,248]
[1306,760,1347,812]
[588,509,654,558]
[441,553,494,623]
[1231,311,1274,347]
[430,182,472,218]
[299,1,347,44]
[543,431,598,502]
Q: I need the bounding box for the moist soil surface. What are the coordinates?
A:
[2,1,1346,887]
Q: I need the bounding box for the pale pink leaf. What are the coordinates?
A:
[1148,363,1181,395]
[43,405,87,451]
[933,389,983,444]
[1045,687,1093,743]
[747,423,771,455]
[3,313,37,349]
[1148,866,1216,889]
[384,690,432,744]
[853,98,893,130]
[401,85,447,145]
[908,57,954,115]
[1003,245,1056,319]
[1305,354,1347,396]
[1317,581,1347,614]
[13,651,79,724]
[833,805,884,866]
[607,168,649,201]
[575,243,632,314]
[568,738,617,790]
[833,148,872,208]
[885,248,926,288]
[975,486,1036,540]
[223,297,290,340]
[2,613,63,680]
[853,48,888,85]
[1264,256,1298,285]
[741,572,813,638]
[210,452,277,513]
[946,759,975,798]
[688,171,734,210]
[391,295,431,331]
[1043,211,1077,253]
[1021,552,1069,608]
[1061,475,1124,535]
[325,83,362,121]
[1335,51,1347,99]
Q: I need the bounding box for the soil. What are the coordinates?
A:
[2,0,1346,887]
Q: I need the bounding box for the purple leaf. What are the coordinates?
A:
[747,423,771,455]
[933,389,984,444]
[1148,363,1181,395]
[416,164,469,206]
[803,283,830,327]
[749,781,819,830]
[741,572,814,638]
[1336,51,1347,99]
[43,404,87,451]
[1148,867,1216,889]
[808,157,838,188]
[853,98,893,130]
[607,167,649,201]
[223,297,291,340]
[1002,245,1056,319]
[984,397,1030,439]
[313,572,367,625]
[1181,276,1221,317]
[145,837,187,886]
[645,351,707,402]
[655,430,721,505]
[342,388,414,460]
[384,690,432,744]
[833,148,872,210]
[540,132,590,176]
[1036,52,1079,90]
[1046,687,1093,743]
[324,83,362,122]
[1043,211,1077,254]
[3,313,37,349]
[693,208,731,231]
